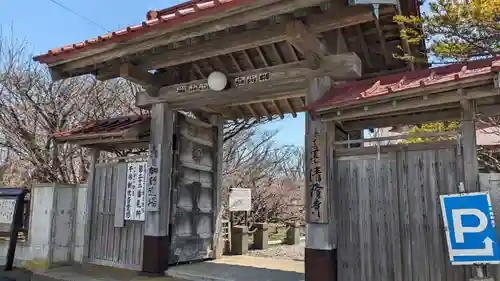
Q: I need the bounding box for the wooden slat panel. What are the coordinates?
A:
[357,160,369,281]
[335,144,467,281]
[114,164,127,227]
[88,163,145,269]
[407,150,429,281]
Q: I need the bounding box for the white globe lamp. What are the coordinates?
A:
[207,71,228,91]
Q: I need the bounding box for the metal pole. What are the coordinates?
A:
[476,265,485,278]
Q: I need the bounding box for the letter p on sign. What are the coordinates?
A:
[452,208,488,243]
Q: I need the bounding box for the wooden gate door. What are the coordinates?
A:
[169,114,221,264]
[335,141,470,281]
[88,162,145,270]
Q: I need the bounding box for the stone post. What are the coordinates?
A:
[231,225,249,255]
[286,222,301,245]
[253,223,269,250]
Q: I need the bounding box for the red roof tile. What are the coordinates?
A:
[53,115,150,139]
[308,57,500,112]
[33,0,253,64]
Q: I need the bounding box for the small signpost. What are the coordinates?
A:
[229,188,251,212]
[228,188,252,226]
[0,188,28,271]
[440,192,500,266]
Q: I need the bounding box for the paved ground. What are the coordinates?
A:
[0,266,33,281]
[167,255,304,281]
[0,242,305,281]
[31,265,186,281]
[247,241,305,262]
[0,265,185,281]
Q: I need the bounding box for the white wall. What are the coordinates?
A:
[0,183,87,270]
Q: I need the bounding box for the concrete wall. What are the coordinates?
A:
[0,183,87,270]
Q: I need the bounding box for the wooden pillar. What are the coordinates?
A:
[82,148,100,263]
[142,103,174,275]
[461,98,479,192]
[212,115,225,258]
[305,76,337,281]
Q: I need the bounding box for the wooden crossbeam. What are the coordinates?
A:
[118,63,157,87]
[341,107,461,130]
[323,29,348,55]
[138,79,307,109]
[142,25,289,71]
[321,85,499,122]
[135,53,361,108]
[286,21,329,69]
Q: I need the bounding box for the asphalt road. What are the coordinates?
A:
[0,266,33,281]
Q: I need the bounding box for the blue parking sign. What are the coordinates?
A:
[440,192,500,265]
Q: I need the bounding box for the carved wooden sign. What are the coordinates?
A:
[176,72,271,93]
[146,144,160,212]
[125,162,147,221]
[307,129,328,223]
[0,199,16,224]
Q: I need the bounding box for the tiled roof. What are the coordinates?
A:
[53,115,150,139]
[33,0,249,64]
[308,57,500,112]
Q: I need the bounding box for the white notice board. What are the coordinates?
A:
[229,188,252,212]
[124,162,147,221]
[0,199,16,224]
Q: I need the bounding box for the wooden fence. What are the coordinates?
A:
[335,141,474,281]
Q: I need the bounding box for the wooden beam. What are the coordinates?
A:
[271,43,284,64]
[394,4,415,71]
[51,3,387,78]
[212,56,229,73]
[354,25,373,69]
[192,62,206,78]
[286,42,300,61]
[82,148,99,263]
[272,100,285,119]
[285,98,297,118]
[228,53,242,72]
[233,106,248,120]
[342,108,461,130]
[165,81,307,109]
[286,20,328,69]
[461,98,479,192]
[307,5,395,34]
[142,24,286,71]
[256,47,269,67]
[374,19,391,65]
[118,63,158,87]
[321,86,499,122]
[323,29,348,55]
[247,104,260,119]
[287,21,328,56]
[242,50,256,69]
[136,53,361,108]
[143,103,173,274]
[259,102,271,118]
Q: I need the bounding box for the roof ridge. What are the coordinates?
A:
[306,56,500,112]
[33,0,243,64]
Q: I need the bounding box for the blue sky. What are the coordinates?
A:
[0,0,305,147]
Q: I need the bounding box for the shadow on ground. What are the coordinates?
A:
[0,266,33,281]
